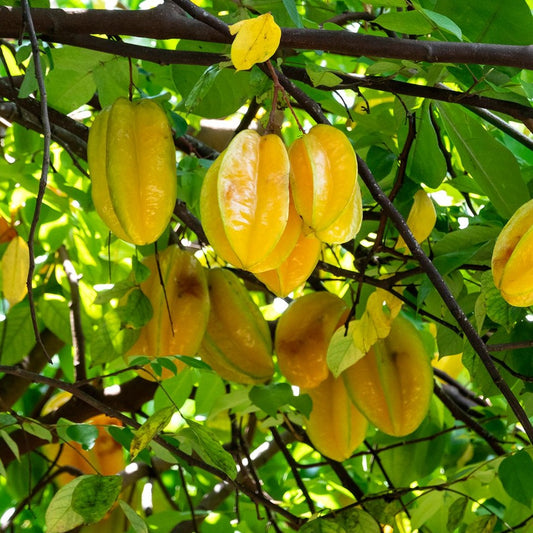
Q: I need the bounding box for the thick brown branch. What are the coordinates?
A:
[0,80,88,159]
[1,5,533,69]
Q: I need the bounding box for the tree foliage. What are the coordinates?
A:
[0,0,533,531]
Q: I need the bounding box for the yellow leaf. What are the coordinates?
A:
[396,189,436,250]
[351,288,403,355]
[2,235,29,307]
[229,13,281,71]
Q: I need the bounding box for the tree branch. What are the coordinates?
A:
[356,157,533,445]
[2,5,533,69]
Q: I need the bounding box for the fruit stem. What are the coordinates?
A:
[266,60,304,134]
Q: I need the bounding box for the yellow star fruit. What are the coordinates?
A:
[395,189,436,251]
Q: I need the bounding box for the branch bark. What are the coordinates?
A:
[2,4,533,69]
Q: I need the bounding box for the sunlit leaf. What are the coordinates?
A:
[45,477,85,533]
[327,326,365,378]
[229,13,281,71]
[1,235,29,307]
[130,406,174,460]
[328,288,403,377]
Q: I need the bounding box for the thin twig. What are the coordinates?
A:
[20,0,51,361]
[170,0,231,37]
[433,382,506,455]
[271,427,316,513]
[178,464,199,533]
[58,246,86,382]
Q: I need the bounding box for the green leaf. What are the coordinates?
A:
[432,225,498,257]
[90,309,139,366]
[118,500,148,533]
[149,440,179,464]
[130,406,174,460]
[281,0,303,27]
[66,424,99,451]
[0,430,19,461]
[374,11,434,35]
[181,418,237,480]
[40,294,72,344]
[301,508,381,532]
[93,280,136,305]
[422,9,462,39]
[290,393,313,419]
[175,355,212,370]
[131,256,151,284]
[327,326,365,378]
[172,60,251,118]
[22,421,52,442]
[377,399,448,487]
[498,450,533,507]
[0,302,41,365]
[0,413,17,428]
[434,0,533,45]
[367,0,405,5]
[447,496,468,532]
[182,64,221,115]
[249,383,293,418]
[195,371,226,417]
[465,514,497,533]
[92,56,134,109]
[407,102,447,187]
[117,288,153,329]
[71,475,122,524]
[410,490,444,530]
[437,103,529,218]
[306,66,342,88]
[154,367,195,411]
[46,68,96,114]
[481,271,522,329]
[45,476,85,533]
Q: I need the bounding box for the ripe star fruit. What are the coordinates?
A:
[395,189,436,251]
[200,129,291,271]
[492,198,533,307]
[126,245,210,380]
[288,124,362,243]
[41,392,124,487]
[254,231,321,297]
[88,97,177,245]
[343,313,434,437]
[198,268,274,384]
[304,372,368,462]
[254,198,322,297]
[250,195,302,274]
[275,291,350,389]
